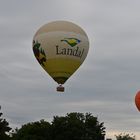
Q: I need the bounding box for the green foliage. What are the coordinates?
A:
[0,107,11,140]
[52,113,85,140]
[12,120,51,140]
[12,112,105,140]
[52,112,105,140]
[115,133,135,140]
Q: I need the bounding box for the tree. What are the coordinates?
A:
[0,106,11,140]
[12,112,106,140]
[12,120,51,140]
[51,112,106,140]
[115,133,135,140]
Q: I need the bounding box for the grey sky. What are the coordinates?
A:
[0,0,140,139]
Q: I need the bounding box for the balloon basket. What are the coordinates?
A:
[57,85,65,92]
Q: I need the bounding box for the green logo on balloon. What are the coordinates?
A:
[61,38,81,47]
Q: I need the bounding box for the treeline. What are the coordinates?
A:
[0,108,135,140]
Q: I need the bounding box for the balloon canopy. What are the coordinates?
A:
[32,21,89,92]
[135,91,140,111]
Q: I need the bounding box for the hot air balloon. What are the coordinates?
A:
[135,91,140,111]
[33,21,89,92]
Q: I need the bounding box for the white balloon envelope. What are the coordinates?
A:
[33,21,89,92]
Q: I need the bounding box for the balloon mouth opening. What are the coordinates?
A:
[53,77,68,84]
[54,77,67,92]
[57,85,65,92]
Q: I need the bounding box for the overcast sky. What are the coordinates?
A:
[0,0,140,139]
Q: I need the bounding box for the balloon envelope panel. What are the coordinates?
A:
[33,21,89,84]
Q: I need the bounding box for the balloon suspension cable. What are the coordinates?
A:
[57,84,65,92]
